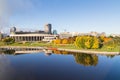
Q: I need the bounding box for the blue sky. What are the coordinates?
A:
[9,0,120,34]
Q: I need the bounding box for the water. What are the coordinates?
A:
[0,50,120,80]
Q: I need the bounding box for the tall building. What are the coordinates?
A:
[10,27,16,34]
[44,24,52,34]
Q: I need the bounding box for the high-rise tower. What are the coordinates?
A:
[44,24,52,34]
[10,27,16,34]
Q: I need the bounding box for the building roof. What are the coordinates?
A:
[10,33,58,37]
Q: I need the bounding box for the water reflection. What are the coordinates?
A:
[52,50,98,66]
[0,49,119,80]
[3,50,15,54]
[106,55,115,58]
[73,53,98,66]
[53,50,71,55]
[0,55,14,80]
[0,49,116,67]
[45,53,52,56]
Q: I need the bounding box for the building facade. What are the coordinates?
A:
[10,24,58,42]
[10,34,58,42]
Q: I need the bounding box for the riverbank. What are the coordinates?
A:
[1,41,120,52]
[0,46,119,55]
[56,48,120,55]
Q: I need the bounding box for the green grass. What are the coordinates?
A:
[49,44,120,52]
[0,41,120,52]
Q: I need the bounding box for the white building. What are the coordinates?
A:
[59,32,72,39]
[10,25,58,42]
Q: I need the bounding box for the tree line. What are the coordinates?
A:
[53,35,120,49]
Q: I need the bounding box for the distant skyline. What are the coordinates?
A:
[0,0,120,34]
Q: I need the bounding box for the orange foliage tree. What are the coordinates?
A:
[103,37,112,43]
[53,39,62,44]
[62,39,69,44]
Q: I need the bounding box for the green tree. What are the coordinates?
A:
[2,37,15,45]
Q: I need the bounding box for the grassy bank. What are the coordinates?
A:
[0,42,120,52]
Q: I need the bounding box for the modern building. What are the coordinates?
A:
[10,24,58,42]
[53,30,57,35]
[44,24,52,34]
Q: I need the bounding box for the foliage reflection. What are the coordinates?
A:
[0,49,15,55]
[73,53,98,66]
[52,50,98,66]
[0,49,116,67]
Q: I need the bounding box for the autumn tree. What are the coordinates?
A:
[74,36,100,49]
[85,36,93,49]
[92,37,100,49]
[53,36,76,44]
[53,39,62,44]
[74,36,85,48]
[62,39,69,44]
[68,37,75,44]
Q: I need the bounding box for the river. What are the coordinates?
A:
[0,49,120,80]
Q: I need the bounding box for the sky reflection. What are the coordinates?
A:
[0,51,119,80]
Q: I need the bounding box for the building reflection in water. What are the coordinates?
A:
[45,53,52,56]
[0,49,116,67]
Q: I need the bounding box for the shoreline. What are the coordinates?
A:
[56,48,120,55]
[0,46,120,55]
